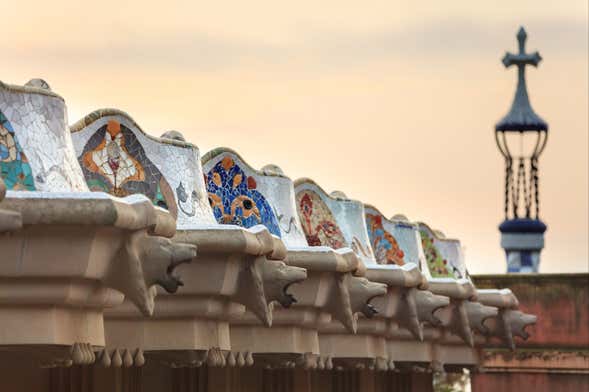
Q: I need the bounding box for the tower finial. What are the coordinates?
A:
[496,27,547,132]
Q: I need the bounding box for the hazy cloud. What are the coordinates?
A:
[3,18,586,72]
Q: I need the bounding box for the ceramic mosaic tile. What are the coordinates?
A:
[70,110,217,227]
[365,212,406,266]
[294,179,376,266]
[0,109,35,190]
[77,119,177,214]
[202,150,309,248]
[418,223,467,279]
[203,154,281,237]
[0,82,89,192]
[297,189,346,249]
[363,206,435,278]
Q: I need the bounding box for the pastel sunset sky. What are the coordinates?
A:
[3,0,587,273]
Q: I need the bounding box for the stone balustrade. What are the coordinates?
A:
[202,148,387,369]
[0,80,196,367]
[293,179,434,370]
[0,78,535,387]
[70,110,306,367]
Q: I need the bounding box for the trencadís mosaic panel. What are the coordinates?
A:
[0,82,89,192]
[365,212,406,266]
[202,149,309,248]
[204,155,281,237]
[297,189,346,249]
[418,223,466,279]
[71,110,217,227]
[0,109,35,190]
[77,119,177,215]
[294,179,376,266]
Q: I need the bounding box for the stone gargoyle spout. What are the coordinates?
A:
[465,301,500,336]
[105,230,197,317]
[434,300,475,347]
[262,260,307,308]
[415,290,450,327]
[351,277,388,318]
[346,276,388,332]
[506,310,537,340]
[486,309,537,350]
[0,178,22,232]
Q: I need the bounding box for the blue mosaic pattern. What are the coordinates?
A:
[205,156,281,237]
[0,109,35,190]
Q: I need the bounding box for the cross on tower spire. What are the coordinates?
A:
[496,27,547,132]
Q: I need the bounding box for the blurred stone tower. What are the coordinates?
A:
[495,27,548,273]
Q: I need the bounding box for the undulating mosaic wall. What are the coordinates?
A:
[77,119,176,214]
[71,110,216,226]
[365,212,406,266]
[297,189,347,249]
[418,224,467,279]
[0,109,35,190]
[0,82,89,192]
[363,207,439,277]
[202,150,309,247]
[205,156,280,236]
[294,180,376,265]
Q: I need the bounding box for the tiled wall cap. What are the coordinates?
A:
[203,147,290,179]
[70,109,195,148]
[418,222,460,242]
[391,214,409,222]
[161,130,186,142]
[330,190,348,200]
[260,164,284,176]
[0,80,63,100]
[433,230,446,238]
[25,78,52,91]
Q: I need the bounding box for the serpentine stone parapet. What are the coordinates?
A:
[290,179,430,370]
[0,80,87,192]
[416,223,536,354]
[202,149,386,367]
[0,81,197,367]
[71,110,302,322]
[71,111,305,366]
[416,222,485,347]
[294,179,425,336]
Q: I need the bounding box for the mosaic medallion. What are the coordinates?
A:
[205,156,281,237]
[419,230,453,278]
[78,119,177,216]
[296,190,346,249]
[365,213,406,265]
[0,109,35,190]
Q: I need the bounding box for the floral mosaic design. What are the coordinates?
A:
[296,190,346,249]
[205,156,281,237]
[419,230,453,278]
[79,119,177,216]
[365,213,405,265]
[0,109,35,190]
